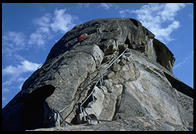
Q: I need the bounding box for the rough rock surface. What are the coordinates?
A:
[2,18,193,131]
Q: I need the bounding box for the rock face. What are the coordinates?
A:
[2,18,193,131]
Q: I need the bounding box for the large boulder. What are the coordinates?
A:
[2,18,193,131]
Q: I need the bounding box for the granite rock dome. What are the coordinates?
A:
[2,18,193,131]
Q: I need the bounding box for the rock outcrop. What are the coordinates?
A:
[2,18,193,131]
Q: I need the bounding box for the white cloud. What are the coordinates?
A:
[3,8,76,50]
[2,32,26,56]
[159,3,185,21]
[3,31,26,46]
[28,31,48,46]
[99,3,119,10]
[119,9,132,17]
[50,8,75,33]
[28,8,75,47]
[100,3,113,10]
[2,76,27,93]
[33,13,51,27]
[2,58,41,102]
[22,60,41,71]
[3,59,40,76]
[28,14,52,47]
[120,3,186,42]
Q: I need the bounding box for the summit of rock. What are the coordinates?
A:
[45,18,174,73]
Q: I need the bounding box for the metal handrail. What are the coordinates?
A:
[106,48,127,70]
[79,48,128,121]
[59,48,129,125]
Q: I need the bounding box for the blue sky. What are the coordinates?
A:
[2,3,193,108]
